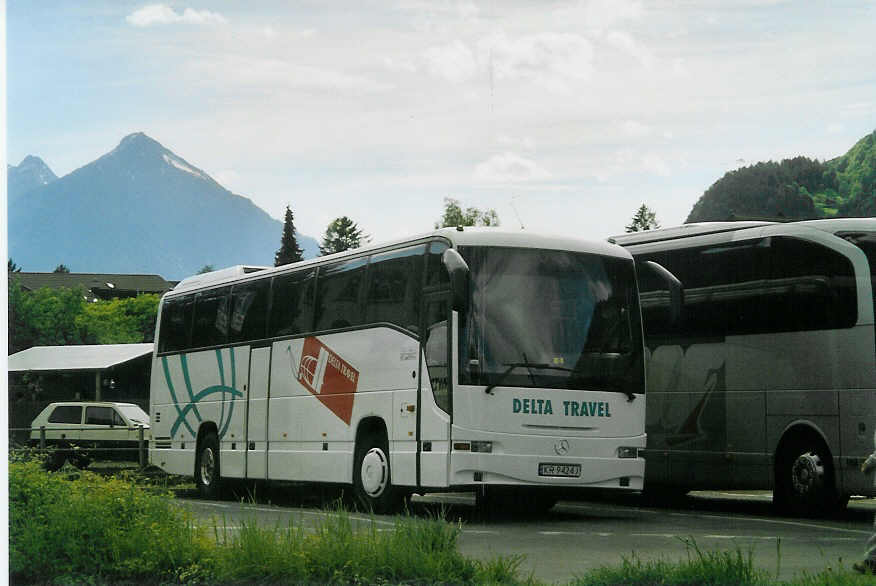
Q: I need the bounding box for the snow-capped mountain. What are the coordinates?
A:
[8,133,318,278]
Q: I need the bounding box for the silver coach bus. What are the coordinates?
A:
[613,219,875,516]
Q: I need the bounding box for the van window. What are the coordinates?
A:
[86,406,125,426]
[48,405,82,424]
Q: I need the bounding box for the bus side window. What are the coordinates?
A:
[159,295,194,353]
[767,236,857,331]
[314,258,368,331]
[230,278,270,343]
[269,269,316,337]
[365,245,425,332]
[191,287,230,349]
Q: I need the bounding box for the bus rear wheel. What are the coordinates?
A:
[353,434,398,514]
[774,436,836,517]
[196,431,222,499]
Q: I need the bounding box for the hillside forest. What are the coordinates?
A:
[687,130,876,222]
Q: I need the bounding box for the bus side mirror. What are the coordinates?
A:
[442,249,470,314]
[642,261,684,325]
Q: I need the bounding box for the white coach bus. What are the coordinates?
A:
[612,218,876,515]
[149,228,648,512]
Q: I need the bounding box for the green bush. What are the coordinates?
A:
[10,460,212,583]
[10,461,525,584]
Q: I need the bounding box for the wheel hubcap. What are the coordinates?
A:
[360,447,388,497]
[791,451,824,495]
[200,447,215,486]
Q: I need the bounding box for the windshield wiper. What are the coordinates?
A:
[485,361,573,394]
[484,361,638,402]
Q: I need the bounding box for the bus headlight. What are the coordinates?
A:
[617,447,638,459]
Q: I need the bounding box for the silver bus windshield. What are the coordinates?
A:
[458,246,644,395]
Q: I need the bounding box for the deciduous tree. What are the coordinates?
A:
[435,197,500,228]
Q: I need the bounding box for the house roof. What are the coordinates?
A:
[8,344,154,373]
[12,272,172,294]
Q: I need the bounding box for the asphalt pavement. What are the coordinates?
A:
[179,488,874,583]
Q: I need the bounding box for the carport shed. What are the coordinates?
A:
[8,344,153,443]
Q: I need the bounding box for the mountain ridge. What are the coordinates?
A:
[8,133,318,279]
[7,155,58,205]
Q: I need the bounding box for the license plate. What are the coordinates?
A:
[538,463,581,478]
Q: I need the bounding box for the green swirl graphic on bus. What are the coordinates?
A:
[161,349,244,440]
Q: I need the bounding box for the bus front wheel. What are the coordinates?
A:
[196,431,222,499]
[353,434,398,514]
[774,436,835,517]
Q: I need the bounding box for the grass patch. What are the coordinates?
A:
[10,459,872,585]
[572,537,870,586]
[9,460,525,584]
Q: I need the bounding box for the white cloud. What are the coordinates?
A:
[423,40,477,83]
[186,56,392,93]
[556,0,643,31]
[643,153,671,176]
[497,134,535,150]
[474,152,551,183]
[384,56,418,73]
[478,32,594,91]
[126,4,228,27]
[605,30,654,68]
[621,120,651,138]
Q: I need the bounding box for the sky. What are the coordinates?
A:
[6,1,876,246]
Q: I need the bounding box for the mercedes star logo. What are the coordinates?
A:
[554,439,570,456]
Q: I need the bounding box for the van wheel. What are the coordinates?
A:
[196,431,221,499]
[71,453,91,469]
[44,449,67,472]
[353,434,398,514]
[774,436,835,517]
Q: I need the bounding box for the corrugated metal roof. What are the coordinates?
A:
[13,273,172,294]
[8,344,154,372]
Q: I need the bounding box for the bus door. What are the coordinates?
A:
[246,343,271,479]
[418,293,452,487]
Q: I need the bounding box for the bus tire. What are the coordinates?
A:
[353,433,397,514]
[774,435,835,517]
[195,431,222,499]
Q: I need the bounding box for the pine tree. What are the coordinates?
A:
[319,216,368,256]
[625,204,660,232]
[53,264,71,273]
[274,205,304,267]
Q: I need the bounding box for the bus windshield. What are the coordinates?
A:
[458,246,644,395]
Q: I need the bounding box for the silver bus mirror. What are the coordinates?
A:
[442,248,470,314]
[642,260,684,325]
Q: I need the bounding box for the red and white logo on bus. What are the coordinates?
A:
[296,337,359,425]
